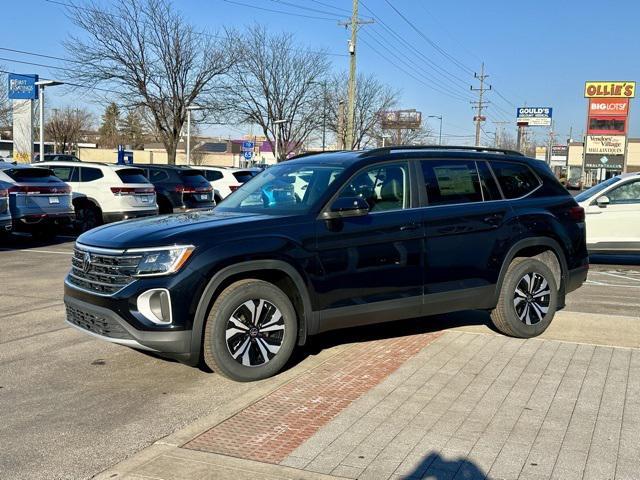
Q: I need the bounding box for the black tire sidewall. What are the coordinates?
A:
[206,281,297,381]
[77,206,99,232]
[500,259,558,338]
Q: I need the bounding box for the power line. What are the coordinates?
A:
[266,0,349,18]
[220,0,341,21]
[382,0,475,76]
[307,0,352,15]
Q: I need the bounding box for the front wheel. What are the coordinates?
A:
[203,279,297,381]
[491,258,558,338]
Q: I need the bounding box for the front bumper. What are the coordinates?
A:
[102,208,159,224]
[64,295,191,354]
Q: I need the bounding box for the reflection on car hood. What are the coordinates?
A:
[77,210,290,249]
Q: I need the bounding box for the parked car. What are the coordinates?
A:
[64,146,588,381]
[41,161,158,232]
[565,177,582,190]
[198,166,260,202]
[0,161,74,239]
[0,180,12,237]
[33,154,82,163]
[137,164,214,213]
[575,172,640,253]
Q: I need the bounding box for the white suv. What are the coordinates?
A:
[575,172,640,253]
[42,161,158,232]
[198,167,260,201]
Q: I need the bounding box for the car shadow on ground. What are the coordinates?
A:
[289,309,497,368]
[0,232,77,250]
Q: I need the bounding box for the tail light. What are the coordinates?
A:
[568,206,585,222]
[0,189,7,198]
[229,185,241,193]
[111,187,155,196]
[8,185,72,194]
[175,185,212,194]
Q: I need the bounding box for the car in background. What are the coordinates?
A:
[198,166,261,201]
[137,165,214,214]
[42,161,158,232]
[565,177,582,190]
[0,180,12,237]
[34,154,81,163]
[0,161,74,239]
[575,172,640,253]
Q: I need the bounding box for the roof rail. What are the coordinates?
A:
[288,150,348,160]
[360,145,524,157]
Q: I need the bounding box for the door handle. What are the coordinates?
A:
[483,214,503,226]
[400,223,420,231]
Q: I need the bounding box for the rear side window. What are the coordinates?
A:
[179,170,209,185]
[81,167,103,182]
[116,168,148,184]
[233,171,256,183]
[421,160,483,206]
[148,169,169,182]
[490,161,540,199]
[477,161,502,201]
[205,170,223,181]
[49,166,78,182]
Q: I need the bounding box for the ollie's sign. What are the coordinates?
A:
[584,81,635,98]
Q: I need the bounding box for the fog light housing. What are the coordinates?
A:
[137,289,172,324]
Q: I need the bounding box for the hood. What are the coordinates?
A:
[77,210,295,249]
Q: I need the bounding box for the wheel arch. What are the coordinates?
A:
[189,260,313,364]
[72,195,101,212]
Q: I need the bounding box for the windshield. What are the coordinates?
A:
[575,176,621,202]
[217,163,344,214]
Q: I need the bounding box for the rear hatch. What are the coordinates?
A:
[229,170,259,193]
[4,167,73,218]
[113,168,156,209]
[178,169,214,208]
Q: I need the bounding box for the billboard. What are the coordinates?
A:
[585,135,626,156]
[587,116,627,135]
[516,107,552,126]
[588,98,629,116]
[8,73,39,100]
[584,81,635,98]
[584,154,624,170]
[379,109,422,129]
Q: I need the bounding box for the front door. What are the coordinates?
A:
[314,161,424,330]
[585,178,640,251]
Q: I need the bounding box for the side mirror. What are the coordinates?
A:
[321,196,369,219]
[596,195,610,207]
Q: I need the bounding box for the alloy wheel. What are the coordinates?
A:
[513,272,551,325]
[225,299,285,367]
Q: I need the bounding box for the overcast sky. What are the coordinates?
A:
[3,0,639,144]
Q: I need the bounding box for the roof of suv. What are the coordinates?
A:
[36,161,143,170]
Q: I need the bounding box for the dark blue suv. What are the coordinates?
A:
[64,146,588,381]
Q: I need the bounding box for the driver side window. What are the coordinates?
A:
[607,180,640,204]
[338,163,409,212]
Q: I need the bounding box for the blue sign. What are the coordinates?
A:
[242,141,254,151]
[243,151,253,160]
[8,73,39,100]
[516,107,553,126]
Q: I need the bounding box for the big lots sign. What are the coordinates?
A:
[589,98,629,116]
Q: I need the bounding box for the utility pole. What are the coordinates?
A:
[339,0,373,150]
[492,120,509,148]
[547,120,556,165]
[471,62,491,147]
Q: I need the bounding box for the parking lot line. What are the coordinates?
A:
[597,272,640,283]
[0,248,72,255]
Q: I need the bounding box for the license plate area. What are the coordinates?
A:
[49,196,60,204]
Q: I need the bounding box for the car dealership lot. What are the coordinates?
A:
[1,237,639,479]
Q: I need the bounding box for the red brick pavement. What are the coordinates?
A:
[184,331,442,464]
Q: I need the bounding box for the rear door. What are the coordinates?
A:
[585,178,640,251]
[421,159,513,310]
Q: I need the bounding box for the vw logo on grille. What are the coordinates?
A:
[82,251,92,273]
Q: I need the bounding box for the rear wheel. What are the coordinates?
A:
[157,196,173,214]
[491,258,558,338]
[203,279,297,382]
[76,205,102,232]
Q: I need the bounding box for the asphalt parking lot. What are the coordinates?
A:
[1,235,639,480]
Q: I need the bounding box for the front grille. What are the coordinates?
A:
[67,245,142,295]
[66,304,133,339]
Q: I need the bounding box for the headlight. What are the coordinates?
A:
[130,245,195,277]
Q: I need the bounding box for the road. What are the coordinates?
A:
[0,235,638,479]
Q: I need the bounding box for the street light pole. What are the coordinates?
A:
[35,80,63,160]
[322,81,327,151]
[428,115,443,145]
[274,119,286,162]
[186,105,203,166]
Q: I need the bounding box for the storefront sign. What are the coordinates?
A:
[584,81,635,98]
[585,135,626,156]
[584,154,624,170]
[8,73,39,100]
[588,98,629,116]
[516,107,552,126]
[587,116,627,135]
[550,145,568,167]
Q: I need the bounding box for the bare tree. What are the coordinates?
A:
[326,72,398,150]
[45,107,93,153]
[224,26,330,161]
[0,69,11,128]
[372,125,434,147]
[64,0,236,163]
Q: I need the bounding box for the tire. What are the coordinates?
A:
[76,205,102,232]
[157,196,173,215]
[214,194,223,205]
[491,257,558,338]
[203,279,297,382]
